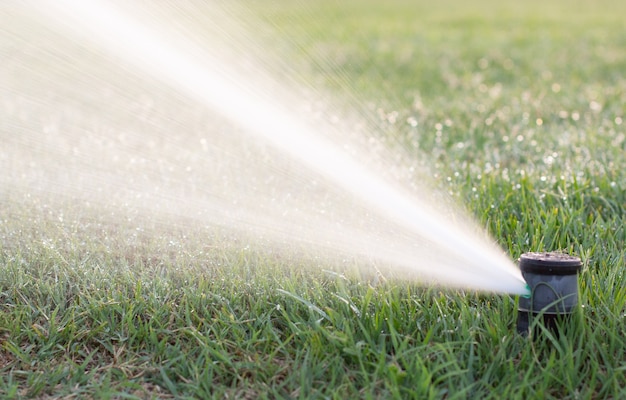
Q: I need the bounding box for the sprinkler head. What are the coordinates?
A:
[516,252,582,336]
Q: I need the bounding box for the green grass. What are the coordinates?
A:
[2,0,625,398]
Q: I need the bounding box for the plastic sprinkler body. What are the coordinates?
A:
[516,252,582,336]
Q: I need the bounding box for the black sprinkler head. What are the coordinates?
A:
[516,252,582,336]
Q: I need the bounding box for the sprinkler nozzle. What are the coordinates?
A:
[522,283,531,297]
[516,252,581,336]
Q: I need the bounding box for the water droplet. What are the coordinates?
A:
[387,111,398,124]
[589,101,602,112]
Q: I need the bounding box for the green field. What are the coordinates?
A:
[1,0,625,398]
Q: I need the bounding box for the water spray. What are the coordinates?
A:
[1,0,532,295]
[516,252,582,336]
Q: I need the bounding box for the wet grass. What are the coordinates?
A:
[1,0,625,398]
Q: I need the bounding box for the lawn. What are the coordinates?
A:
[1,0,625,398]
